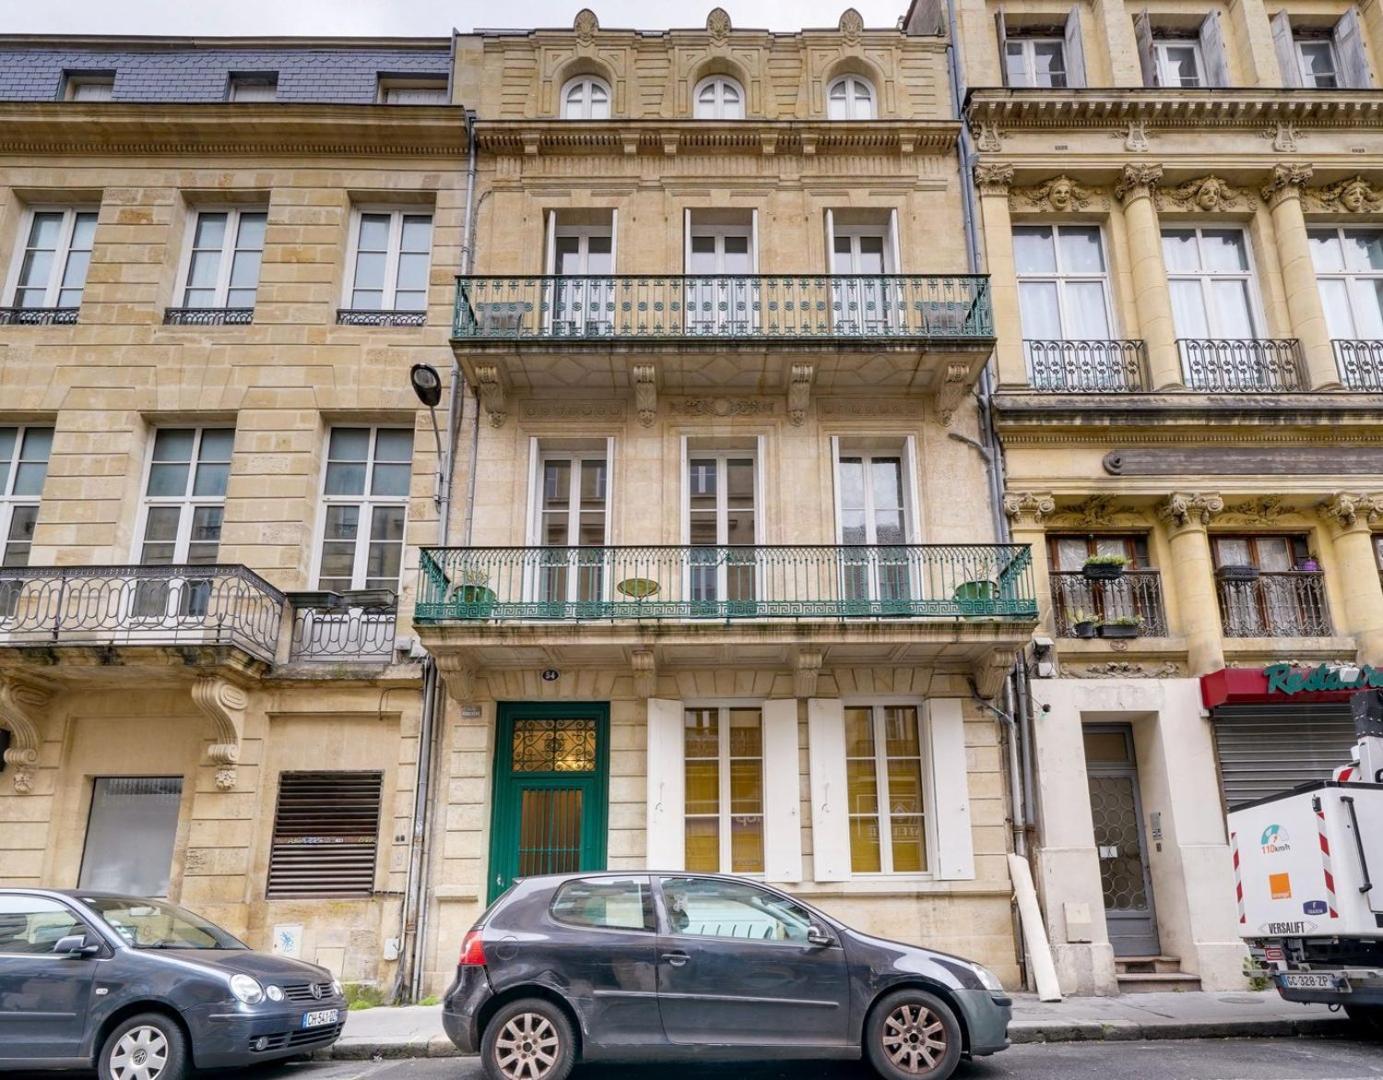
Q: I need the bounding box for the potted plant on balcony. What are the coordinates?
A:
[1071,609,1098,639]
[450,569,496,616]
[1098,615,1143,639]
[1296,553,1321,572]
[1216,563,1260,583]
[1081,553,1128,581]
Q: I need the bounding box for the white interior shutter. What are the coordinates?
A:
[544,210,557,273]
[1271,11,1302,87]
[762,699,803,882]
[995,7,1010,86]
[750,207,760,273]
[927,698,975,880]
[683,207,691,272]
[1134,11,1158,86]
[1334,8,1375,88]
[824,208,836,273]
[807,698,851,882]
[1199,12,1232,87]
[1063,6,1088,87]
[646,698,685,871]
[610,208,618,272]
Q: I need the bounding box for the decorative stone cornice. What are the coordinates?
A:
[191,676,248,792]
[1002,491,1056,527]
[1261,163,1315,208]
[1009,174,1105,213]
[1221,496,1296,525]
[1114,164,1163,204]
[1157,174,1250,213]
[973,162,1014,196]
[1157,492,1224,532]
[1320,492,1383,531]
[1303,174,1383,214]
[0,678,50,794]
[1066,661,1185,679]
[1046,494,1143,529]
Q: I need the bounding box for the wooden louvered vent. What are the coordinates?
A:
[267,771,383,899]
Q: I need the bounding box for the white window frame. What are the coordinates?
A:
[684,215,758,332]
[130,427,234,567]
[682,701,766,876]
[1162,225,1266,339]
[561,75,612,120]
[227,74,277,102]
[831,440,920,545]
[527,445,613,606]
[826,75,876,120]
[1013,223,1117,342]
[0,425,52,569]
[840,698,935,877]
[342,207,434,313]
[4,206,98,310]
[1153,38,1206,87]
[828,217,901,332]
[693,75,745,120]
[64,74,114,101]
[546,214,617,334]
[377,77,449,105]
[1004,37,1068,88]
[681,441,763,606]
[1310,225,1383,339]
[1295,37,1341,88]
[310,426,413,594]
[175,207,268,310]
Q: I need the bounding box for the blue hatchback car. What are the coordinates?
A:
[0,889,347,1080]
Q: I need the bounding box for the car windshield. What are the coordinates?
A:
[81,897,247,951]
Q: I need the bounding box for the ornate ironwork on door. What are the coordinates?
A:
[510,717,598,773]
[1088,775,1150,912]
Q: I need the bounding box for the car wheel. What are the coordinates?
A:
[864,989,963,1080]
[481,998,576,1080]
[98,1013,188,1080]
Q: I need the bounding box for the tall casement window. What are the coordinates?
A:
[0,426,52,614]
[1004,38,1067,87]
[561,75,611,119]
[826,75,875,119]
[344,209,433,318]
[683,706,764,874]
[1014,225,1113,345]
[686,449,757,604]
[1273,10,1373,89]
[828,211,901,334]
[1162,227,1262,340]
[1153,38,1206,85]
[693,76,744,119]
[835,444,915,604]
[534,449,609,605]
[1213,534,1326,637]
[134,428,233,617]
[178,208,266,312]
[547,211,616,335]
[1048,534,1166,636]
[1310,227,1383,340]
[316,427,413,594]
[685,211,756,333]
[1135,12,1230,87]
[845,704,927,873]
[6,208,98,315]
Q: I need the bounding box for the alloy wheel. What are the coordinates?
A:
[881,1002,948,1075]
[108,1025,170,1080]
[494,1011,561,1080]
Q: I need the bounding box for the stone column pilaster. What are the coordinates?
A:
[1003,491,1055,631]
[975,164,1028,390]
[1321,493,1383,665]
[1115,165,1181,390]
[1263,164,1340,390]
[1157,493,1226,676]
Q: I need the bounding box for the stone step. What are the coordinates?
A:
[1115,954,1184,975]
[1116,971,1204,994]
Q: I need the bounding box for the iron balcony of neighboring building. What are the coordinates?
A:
[1049,569,1169,638]
[1025,339,1149,392]
[1177,338,1306,392]
[1332,340,1383,391]
[0,564,284,678]
[413,543,1038,680]
[449,274,995,420]
[1216,570,1332,638]
[285,589,398,666]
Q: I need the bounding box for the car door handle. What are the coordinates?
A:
[661,951,690,967]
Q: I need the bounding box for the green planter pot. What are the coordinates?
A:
[458,584,496,616]
[1098,623,1139,639]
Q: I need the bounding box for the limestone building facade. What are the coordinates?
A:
[950,0,1383,994]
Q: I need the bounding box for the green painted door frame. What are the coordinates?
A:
[488,701,609,903]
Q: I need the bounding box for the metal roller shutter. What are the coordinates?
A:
[267,771,383,899]
[1212,703,1356,809]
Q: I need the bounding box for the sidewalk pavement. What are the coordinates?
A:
[325,990,1351,1059]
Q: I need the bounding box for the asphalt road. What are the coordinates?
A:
[15,1037,1383,1080]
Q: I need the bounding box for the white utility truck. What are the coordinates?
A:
[1229,689,1383,1031]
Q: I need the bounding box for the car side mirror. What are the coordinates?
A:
[53,934,100,958]
[806,925,832,948]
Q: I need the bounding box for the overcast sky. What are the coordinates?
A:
[3,0,908,37]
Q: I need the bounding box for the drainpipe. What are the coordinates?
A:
[398,103,479,1003]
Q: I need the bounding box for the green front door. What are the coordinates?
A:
[488,702,609,903]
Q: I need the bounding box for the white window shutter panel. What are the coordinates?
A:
[1134,11,1158,86]
[1064,6,1088,88]
[762,699,803,882]
[1271,11,1302,87]
[995,7,1010,86]
[807,698,851,882]
[1199,12,1232,87]
[1335,8,1375,88]
[645,698,685,871]
[927,698,975,880]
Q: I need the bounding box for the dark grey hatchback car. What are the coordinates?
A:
[0,889,346,1079]
[443,872,1011,1080]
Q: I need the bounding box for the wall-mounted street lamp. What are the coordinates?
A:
[411,362,446,507]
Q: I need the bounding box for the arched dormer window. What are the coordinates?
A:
[827,75,875,120]
[561,75,611,119]
[694,75,745,119]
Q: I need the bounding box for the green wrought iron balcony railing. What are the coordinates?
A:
[452,274,994,342]
[416,544,1036,623]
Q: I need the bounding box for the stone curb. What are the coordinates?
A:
[319,1017,1352,1060]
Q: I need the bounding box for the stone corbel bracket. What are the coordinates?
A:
[0,678,51,794]
[793,650,824,698]
[191,676,248,791]
[1321,491,1383,533]
[1157,491,1224,533]
[971,652,1013,701]
[632,364,657,427]
[631,649,656,698]
[475,364,508,428]
[434,655,478,703]
[787,363,813,426]
[934,362,973,426]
